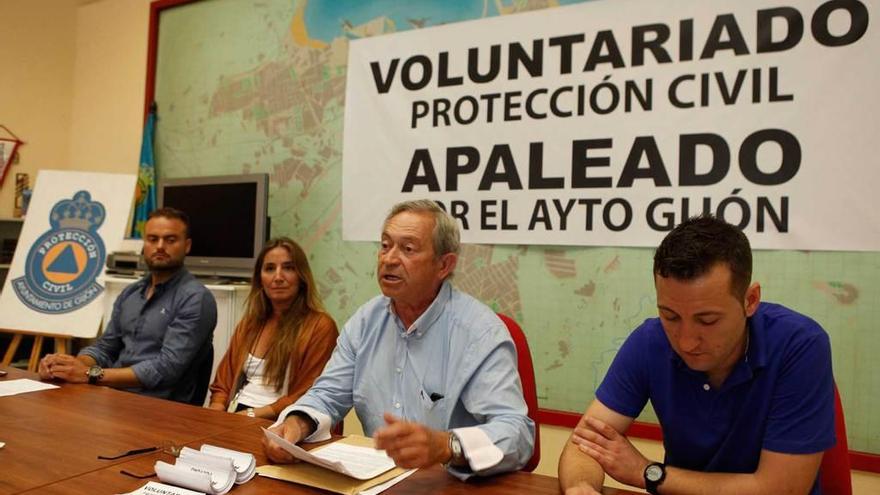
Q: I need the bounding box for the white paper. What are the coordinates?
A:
[176,447,237,492]
[262,428,396,480]
[118,481,206,495]
[178,448,236,473]
[176,457,235,495]
[0,379,59,397]
[155,446,253,495]
[199,444,256,483]
[155,459,235,495]
[358,468,417,495]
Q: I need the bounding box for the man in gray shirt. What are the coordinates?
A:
[38,208,217,404]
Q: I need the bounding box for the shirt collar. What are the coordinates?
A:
[141,267,188,295]
[386,280,452,337]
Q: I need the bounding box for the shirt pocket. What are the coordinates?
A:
[417,384,449,429]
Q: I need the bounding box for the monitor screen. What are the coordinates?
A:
[163,182,256,258]
[158,174,268,278]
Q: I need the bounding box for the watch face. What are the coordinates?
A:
[88,366,103,380]
[646,464,664,481]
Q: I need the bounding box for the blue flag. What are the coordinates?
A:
[129,104,157,238]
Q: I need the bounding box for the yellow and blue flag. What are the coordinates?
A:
[129,104,157,238]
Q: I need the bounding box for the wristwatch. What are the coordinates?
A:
[86,365,104,385]
[445,432,465,467]
[245,407,256,418]
[644,462,666,494]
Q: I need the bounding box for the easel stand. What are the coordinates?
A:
[1,329,71,372]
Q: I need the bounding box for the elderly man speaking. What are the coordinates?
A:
[263,200,534,478]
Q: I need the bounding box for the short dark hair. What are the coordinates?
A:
[147,207,191,238]
[653,215,752,297]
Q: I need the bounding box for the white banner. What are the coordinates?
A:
[0,170,136,338]
[342,0,879,250]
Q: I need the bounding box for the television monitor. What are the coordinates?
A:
[158,173,269,279]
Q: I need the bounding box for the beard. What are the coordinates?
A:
[145,254,185,273]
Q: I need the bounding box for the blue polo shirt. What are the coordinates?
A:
[596,302,835,494]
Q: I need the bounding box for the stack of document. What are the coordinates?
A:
[198,444,256,483]
[263,429,395,480]
[257,431,415,495]
[154,444,256,494]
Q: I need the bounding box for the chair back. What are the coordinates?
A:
[820,384,851,495]
[497,313,541,472]
[331,420,344,436]
[190,343,214,406]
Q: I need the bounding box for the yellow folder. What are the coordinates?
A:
[256,435,409,495]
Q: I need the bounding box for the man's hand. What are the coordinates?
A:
[38,354,58,380]
[571,415,650,488]
[262,415,310,464]
[373,413,451,469]
[38,354,88,383]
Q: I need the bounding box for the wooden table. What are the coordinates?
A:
[0,367,257,494]
[0,367,638,494]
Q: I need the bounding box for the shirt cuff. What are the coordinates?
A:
[453,426,504,472]
[78,349,108,369]
[274,405,332,443]
[129,360,161,389]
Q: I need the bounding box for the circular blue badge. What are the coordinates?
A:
[13,191,106,314]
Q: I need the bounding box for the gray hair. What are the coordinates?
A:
[385,200,460,258]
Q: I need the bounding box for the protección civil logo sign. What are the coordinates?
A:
[12,190,106,314]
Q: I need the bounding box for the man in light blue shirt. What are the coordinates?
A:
[263,200,534,478]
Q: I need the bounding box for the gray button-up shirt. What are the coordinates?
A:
[80,268,217,404]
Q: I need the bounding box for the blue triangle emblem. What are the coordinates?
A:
[47,245,80,274]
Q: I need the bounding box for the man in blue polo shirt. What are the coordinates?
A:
[558,215,835,495]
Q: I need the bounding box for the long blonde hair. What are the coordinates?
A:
[239,237,325,390]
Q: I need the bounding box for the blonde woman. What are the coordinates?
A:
[208,237,337,419]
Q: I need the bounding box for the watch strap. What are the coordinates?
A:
[87,365,104,385]
[644,462,666,495]
[444,432,465,468]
